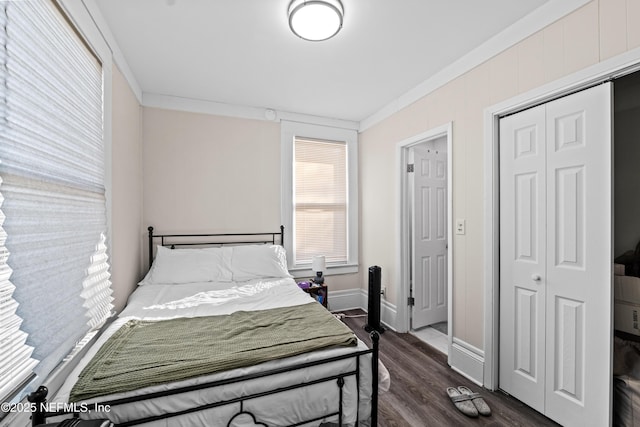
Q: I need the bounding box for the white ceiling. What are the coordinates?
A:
[94,0,554,124]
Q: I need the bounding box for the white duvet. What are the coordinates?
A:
[54,278,374,427]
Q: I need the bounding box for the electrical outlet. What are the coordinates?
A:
[455,219,466,235]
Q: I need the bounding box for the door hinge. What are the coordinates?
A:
[407,163,414,173]
[408,297,415,306]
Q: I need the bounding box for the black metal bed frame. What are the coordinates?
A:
[147,225,287,265]
[30,226,379,427]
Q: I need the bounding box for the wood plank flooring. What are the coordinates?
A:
[340,310,559,427]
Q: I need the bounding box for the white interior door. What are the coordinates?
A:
[412,139,447,329]
[499,83,612,427]
[543,84,612,426]
[499,103,547,412]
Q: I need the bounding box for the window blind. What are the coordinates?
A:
[0,186,37,401]
[0,3,38,403]
[294,137,347,264]
[0,0,112,401]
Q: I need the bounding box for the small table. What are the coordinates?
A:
[299,283,328,308]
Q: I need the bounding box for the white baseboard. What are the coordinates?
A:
[377,294,398,332]
[449,338,485,386]
[331,288,487,386]
[329,288,398,332]
[328,289,364,312]
[360,289,398,331]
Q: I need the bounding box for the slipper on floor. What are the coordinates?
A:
[457,386,491,416]
[446,387,479,418]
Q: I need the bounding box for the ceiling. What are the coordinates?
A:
[94,0,552,124]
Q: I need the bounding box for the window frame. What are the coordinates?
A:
[281,121,358,276]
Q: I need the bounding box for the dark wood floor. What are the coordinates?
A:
[340,310,559,427]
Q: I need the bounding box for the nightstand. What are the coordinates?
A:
[299,283,328,308]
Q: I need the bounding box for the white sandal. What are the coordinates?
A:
[446,386,479,417]
[457,385,491,416]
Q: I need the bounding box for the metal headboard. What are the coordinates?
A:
[147,225,285,270]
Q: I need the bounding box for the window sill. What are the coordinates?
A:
[289,263,358,278]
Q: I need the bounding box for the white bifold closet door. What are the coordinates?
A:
[499,83,612,427]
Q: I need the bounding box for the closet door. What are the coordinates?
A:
[499,83,612,427]
[544,83,612,427]
[500,103,546,412]
[499,104,547,413]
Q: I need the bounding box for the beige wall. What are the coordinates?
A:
[110,65,144,311]
[359,0,640,349]
[115,0,640,324]
[142,108,280,236]
[141,108,361,292]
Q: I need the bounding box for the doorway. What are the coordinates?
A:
[497,83,612,426]
[477,39,640,427]
[396,123,452,356]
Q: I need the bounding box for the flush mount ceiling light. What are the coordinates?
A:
[288,0,344,42]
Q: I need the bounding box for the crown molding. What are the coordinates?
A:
[82,0,143,103]
[81,0,590,133]
[358,0,592,132]
[143,93,360,130]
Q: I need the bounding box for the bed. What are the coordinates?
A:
[32,227,380,427]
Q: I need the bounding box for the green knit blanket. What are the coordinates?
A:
[69,302,356,402]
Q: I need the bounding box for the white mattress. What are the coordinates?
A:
[54,278,373,426]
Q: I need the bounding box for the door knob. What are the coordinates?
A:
[531,274,542,282]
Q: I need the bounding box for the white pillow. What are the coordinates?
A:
[146,245,233,284]
[230,245,292,281]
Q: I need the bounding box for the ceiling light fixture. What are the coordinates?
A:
[288,0,344,42]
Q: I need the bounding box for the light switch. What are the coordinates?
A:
[455,219,466,235]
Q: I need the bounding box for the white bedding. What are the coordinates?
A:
[54,278,373,427]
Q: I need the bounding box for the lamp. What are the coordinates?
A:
[312,255,326,285]
[288,0,344,42]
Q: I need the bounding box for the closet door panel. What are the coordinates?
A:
[553,296,584,399]
[499,104,546,413]
[554,166,585,267]
[544,83,612,427]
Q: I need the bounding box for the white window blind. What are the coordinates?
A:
[294,137,347,264]
[0,0,113,401]
[0,3,37,403]
[0,187,37,402]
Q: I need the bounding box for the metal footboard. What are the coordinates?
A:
[29,331,379,426]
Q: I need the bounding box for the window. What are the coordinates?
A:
[295,138,347,263]
[281,121,358,275]
[0,0,113,403]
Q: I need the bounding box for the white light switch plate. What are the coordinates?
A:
[455,219,466,235]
